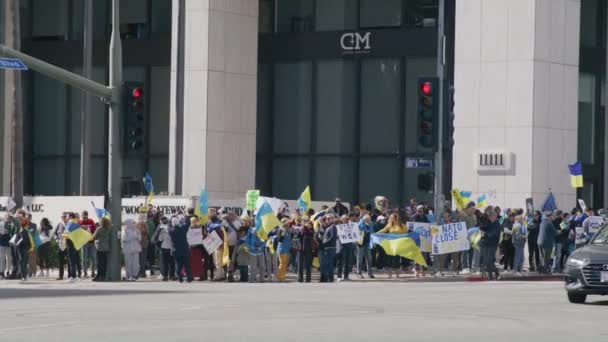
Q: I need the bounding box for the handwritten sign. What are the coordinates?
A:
[336,223,361,244]
[431,222,470,255]
[246,190,260,211]
[202,230,223,254]
[406,222,432,252]
[187,228,204,246]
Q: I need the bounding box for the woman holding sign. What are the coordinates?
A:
[376,213,408,278]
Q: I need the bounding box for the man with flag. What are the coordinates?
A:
[65,213,93,280]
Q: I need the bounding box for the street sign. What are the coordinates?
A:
[0,58,28,70]
[406,157,434,169]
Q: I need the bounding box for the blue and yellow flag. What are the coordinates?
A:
[460,191,472,204]
[142,172,154,207]
[370,233,427,266]
[467,227,482,250]
[255,201,281,241]
[568,161,583,188]
[65,221,93,251]
[91,201,110,220]
[477,194,488,208]
[451,188,466,210]
[220,227,230,266]
[297,185,311,211]
[195,186,209,225]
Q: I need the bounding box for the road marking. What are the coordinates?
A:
[0,323,71,332]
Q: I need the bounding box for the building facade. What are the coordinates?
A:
[1,0,607,211]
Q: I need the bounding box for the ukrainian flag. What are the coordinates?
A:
[195,186,209,225]
[568,161,583,188]
[220,227,230,266]
[467,227,482,250]
[91,201,110,220]
[65,221,93,251]
[142,172,154,207]
[370,233,427,267]
[451,188,466,210]
[255,200,281,241]
[477,194,488,208]
[460,191,472,204]
[297,185,311,211]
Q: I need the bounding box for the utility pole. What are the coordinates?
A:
[5,0,23,208]
[434,0,446,215]
[0,0,123,281]
[79,0,93,195]
[106,0,123,281]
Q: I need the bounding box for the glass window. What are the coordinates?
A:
[259,0,275,33]
[149,66,171,154]
[359,158,400,205]
[256,158,272,196]
[31,0,69,39]
[276,0,314,33]
[578,73,595,163]
[33,160,66,195]
[257,64,272,155]
[272,158,311,199]
[360,0,402,28]
[32,74,67,156]
[360,59,401,153]
[404,0,439,28]
[316,0,357,31]
[273,62,312,154]
[315,60,356,153]
[580,0,598,48]
[151,0,172,35]
[313,157,356,203]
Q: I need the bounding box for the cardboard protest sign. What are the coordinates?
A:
[187,228,204,246]
[406,222,432,252]
[431,222,470,255]
[202,230,223,254]
[336,223,361,244]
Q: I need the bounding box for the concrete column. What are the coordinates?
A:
[453,0,581,209]
[169,0,258,199]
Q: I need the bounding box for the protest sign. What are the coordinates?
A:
[575,227,586,245]
[246,190,260,211]
[406,222,432,252]
[203,230,223,254]
[431,222,470,255]
[187,228,204,246]
[525,198,534,213]
[336,223,361,244]
[587,216,604,230]
[577,199,587,212]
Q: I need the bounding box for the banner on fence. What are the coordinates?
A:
[431,222,470,255]
[406,222,432,252]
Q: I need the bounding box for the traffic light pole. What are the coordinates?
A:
[0,0,124,281]
[434,0,446,216]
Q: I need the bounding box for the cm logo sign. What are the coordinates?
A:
[340,32,371,54]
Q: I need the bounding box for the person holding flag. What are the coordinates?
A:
[375,213,409,278]
[16,217,31,282]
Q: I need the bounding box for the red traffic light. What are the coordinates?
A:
[420,82,432,96]
[132,87,143,99]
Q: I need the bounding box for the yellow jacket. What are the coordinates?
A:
[377,224,408,234]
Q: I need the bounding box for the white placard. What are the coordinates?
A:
[577,199,587,212]
[187,228,204,246]
[336,223,361,244]
[406,222,432,252]
[587,216,604,229]
[202,230,223,254]
[431,222,470,255]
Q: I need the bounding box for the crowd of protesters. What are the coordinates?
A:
[0,196,602,283]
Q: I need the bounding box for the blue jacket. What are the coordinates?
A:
[358,220,374,235]
[276,229,292,255]
[170,220,191,257]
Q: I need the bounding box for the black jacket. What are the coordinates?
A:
[480,220,500,247]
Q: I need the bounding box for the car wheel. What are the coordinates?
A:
[567,293,587,304]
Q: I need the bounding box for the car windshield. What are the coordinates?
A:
[591,225,608,244]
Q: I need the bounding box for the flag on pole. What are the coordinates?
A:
[142,172,154,207]
[297,185,311,211]
[568,161,583,188]
[477,194,488,208]
[195,186,209,225]
[91,201,110,220]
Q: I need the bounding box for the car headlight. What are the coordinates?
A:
[566,257,588,268]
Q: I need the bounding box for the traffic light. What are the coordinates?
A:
[123,82,145,154]
[444,82,455,149]
[417,77,439,151]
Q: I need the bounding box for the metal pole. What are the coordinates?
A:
[106,0,123,281]
[434,0,445,215]
[79,0,93,195]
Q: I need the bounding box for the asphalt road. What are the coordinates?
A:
[0,280,606,342]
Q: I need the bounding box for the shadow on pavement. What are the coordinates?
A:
[586,300,608,306]
[0,288,176,300]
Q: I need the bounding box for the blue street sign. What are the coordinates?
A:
[0,58,28,70]
[405,157,434,169]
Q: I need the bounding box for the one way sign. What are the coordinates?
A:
[0,58,28,70]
